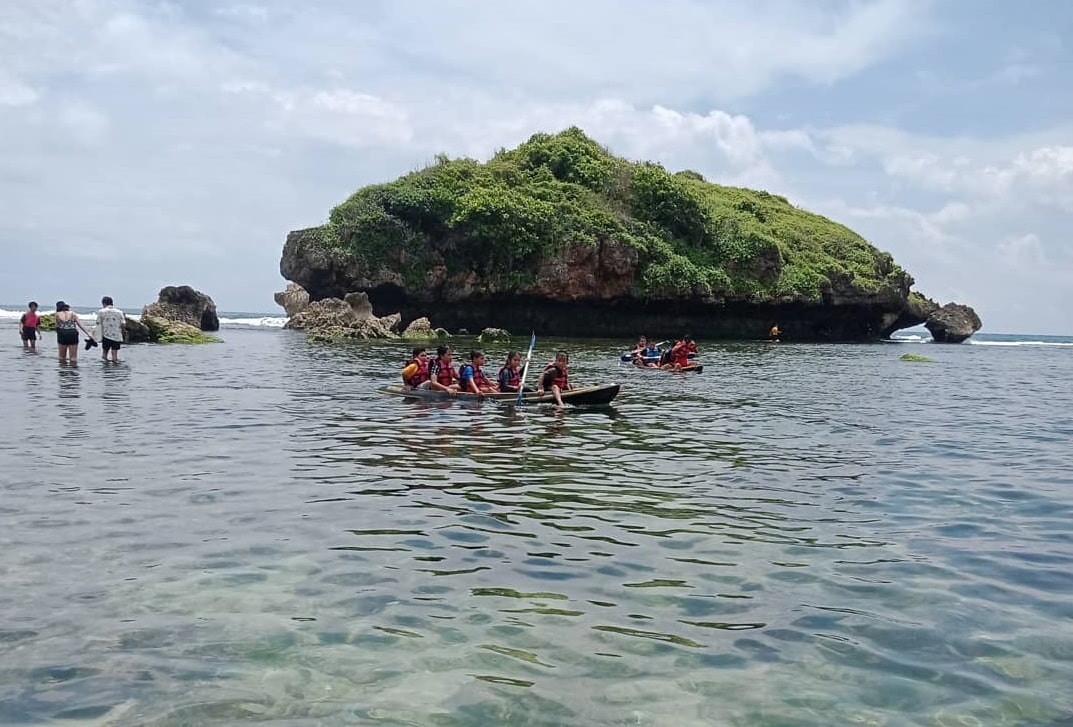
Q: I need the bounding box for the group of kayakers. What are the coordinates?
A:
[626,335,698,371]
[400,345,575,406]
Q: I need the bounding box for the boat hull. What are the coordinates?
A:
[631,363,703,374]
[376,383,621,406]
[620,352,698,363]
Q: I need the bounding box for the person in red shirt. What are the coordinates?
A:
[661,338,691,371]
[19,301,40,352]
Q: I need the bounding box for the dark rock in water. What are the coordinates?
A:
[274,282,310,317]
[124,318,151,343]
[878,292,939,339]
[142,285,219,331]
[926,303,982,343]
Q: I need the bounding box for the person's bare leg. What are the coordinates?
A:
[551,384,565,408]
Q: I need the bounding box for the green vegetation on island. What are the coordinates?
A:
[303,127,907,302]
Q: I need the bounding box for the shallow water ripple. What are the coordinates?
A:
[1,331,1071,725]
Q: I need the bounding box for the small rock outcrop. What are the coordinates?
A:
[926,303,982,343]
[124,318,151,343]
[401,317,449,339]
[142,285,219,331]
[141,314,221,344]
[274,283,310,317]
[380,312,402,333]
[477,327,511,343]
[283,291,398,340]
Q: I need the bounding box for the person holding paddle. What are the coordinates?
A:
[628,335,648,359]
[497,350,533,394]
[661,338,690,371]
[536,350,573,407]
[634,339,663,367]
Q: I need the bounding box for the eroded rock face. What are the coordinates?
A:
[926,303,982,343]
[401,317,435,339]
[142,285,219,331]
[477,327,511,343]
[878,293,940,339]
[284,292,397,339]
[274,283,310,317]
[530,240,640,301]
[279,228,958,341]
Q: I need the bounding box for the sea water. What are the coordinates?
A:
[1,313,1071,726]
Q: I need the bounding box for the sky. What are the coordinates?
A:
[1,0,1071,333]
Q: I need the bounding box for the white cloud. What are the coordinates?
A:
[0,72,39,106]
[213,4,270,23]
[998,233,1046,269]
[223,82,412,146]
[928,202,972,226]
[58,102,110,145]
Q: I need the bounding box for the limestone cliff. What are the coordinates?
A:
[279,128,979,341]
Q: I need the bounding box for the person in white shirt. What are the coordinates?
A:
[96,296,126,363]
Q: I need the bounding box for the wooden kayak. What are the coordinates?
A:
[375,383,621,405]
[619,352,697,363]
[631,362,703,374]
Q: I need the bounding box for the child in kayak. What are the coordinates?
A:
[428,345,460,392]
[459,350,499,394]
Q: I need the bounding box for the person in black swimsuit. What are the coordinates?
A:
[54,301,92,365]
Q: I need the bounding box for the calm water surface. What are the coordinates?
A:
[2,329,1072,726]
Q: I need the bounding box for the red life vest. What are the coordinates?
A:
[404,358,429,386]
[672,344,690,367]
[472,366,493,390]
[497,365,520,390]
[433,358,458,387]
[542,362,568,389]
[21,312,40,328]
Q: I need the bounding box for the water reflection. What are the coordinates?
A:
[55,365,89,442]
[2,332,1072,725]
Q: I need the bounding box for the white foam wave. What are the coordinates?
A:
[3,306,284,329]
[968,339,1073,347]
[219,316,288,328]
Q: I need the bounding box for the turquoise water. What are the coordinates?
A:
[2,326,1072,725]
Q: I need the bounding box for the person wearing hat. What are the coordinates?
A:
[54,301,92,365]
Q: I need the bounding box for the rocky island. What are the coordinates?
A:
[279,128,980,342]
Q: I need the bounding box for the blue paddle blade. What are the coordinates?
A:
[517,331,536,406]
